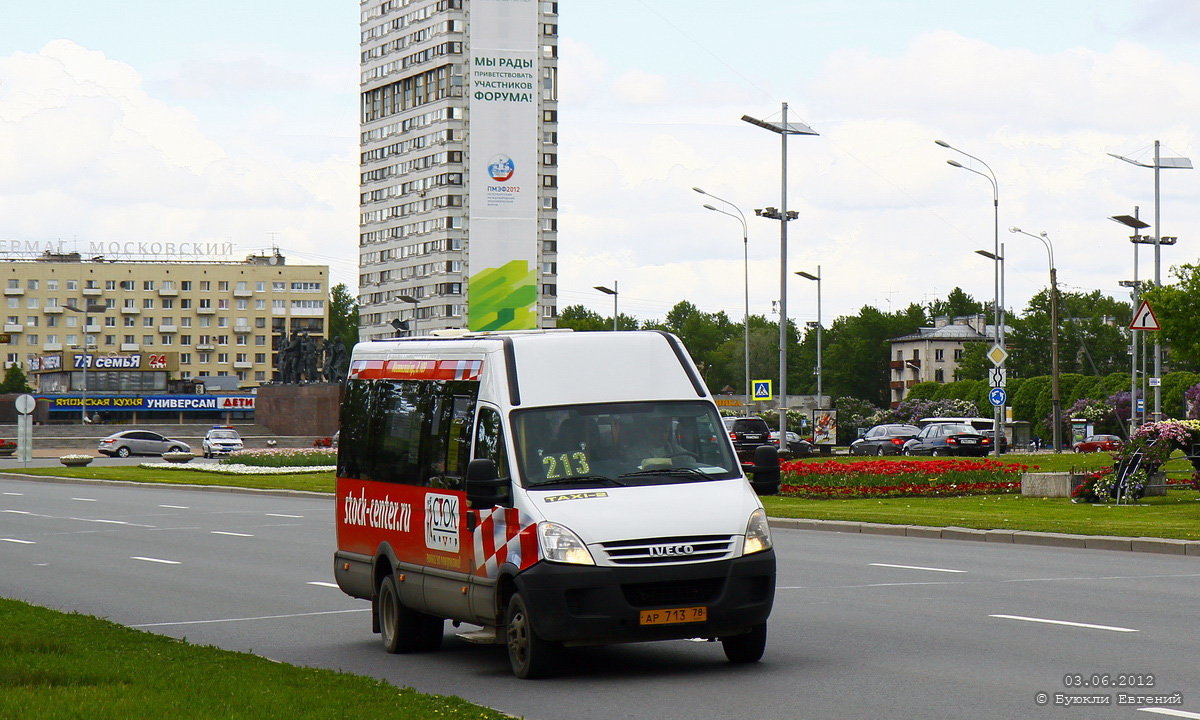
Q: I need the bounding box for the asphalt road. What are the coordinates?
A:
[2,475,1199,719]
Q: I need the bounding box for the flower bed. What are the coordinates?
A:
[220,448,337,468]
[780,458,1027,499]
[138,462,334,475]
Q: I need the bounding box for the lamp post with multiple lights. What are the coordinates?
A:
[1010,227,1061,452]
[743,103,818,442]
[974,246,1005,458]
[1109,142,1192,420]
[939,139,1004,457]
[695,187,751,406]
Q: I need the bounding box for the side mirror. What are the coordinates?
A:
[748,445,780,496]
[465,458,511,510]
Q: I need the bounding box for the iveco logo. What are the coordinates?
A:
[649,544,694,557]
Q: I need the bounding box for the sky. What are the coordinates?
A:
[3,0,1200,332]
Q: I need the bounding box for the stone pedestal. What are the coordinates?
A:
[255,384,343,438]
[1021,472,1077,498]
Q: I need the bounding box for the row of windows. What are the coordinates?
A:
[7,278,319,293]
[362,64,453,124]
[360,260,462,286]
[363,41,463,84]
[359,154,463,202]
[361,237,462,267]
[361,0,462,44]
[361,19,461,65]
[361,125,454,159]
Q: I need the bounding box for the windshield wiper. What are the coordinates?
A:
[618,467,709,480]
[528,475,626,488]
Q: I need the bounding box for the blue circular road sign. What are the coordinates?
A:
[989,387,1007,407]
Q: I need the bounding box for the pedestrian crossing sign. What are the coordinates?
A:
[752,380,772,401]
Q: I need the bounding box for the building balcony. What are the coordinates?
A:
[3,324,23,333]
[82,287,103,296]
[197,307,216,315]
[120,307,140,315]
[42,342,63,352]
[158,287,178,296]
[120,343,140,351]
[43,306,64,314]
[233,361,253,369]
[158,325,178,333]
[4,288,24,296]
[233,288,253,298]
[84,324,101,334]
[196,343,215,351]
[233,326,252,334]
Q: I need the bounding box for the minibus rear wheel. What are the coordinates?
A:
[377,574,443,653]
[506,593,556,679]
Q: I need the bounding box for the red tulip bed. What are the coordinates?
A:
[779,458,1031,499]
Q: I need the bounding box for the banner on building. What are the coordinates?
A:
[467,0,539,331]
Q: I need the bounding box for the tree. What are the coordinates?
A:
[1141,263,1200,371]
[0,364,31,393]
[821,302,925,406]
[925,287,984,322]
[557,305,608,332]
[328,284,359,356]
[1008,289,1130,379]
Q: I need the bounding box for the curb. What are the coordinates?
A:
[0,472,330,500]
[767,517,1200,557]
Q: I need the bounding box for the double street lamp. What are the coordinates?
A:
[1109,142,1192,419]
[939,139,1004,458]
[694,187,751,407]
[1111,210,1152,430]
[743,103,818,442]
[1010,227,1061,452]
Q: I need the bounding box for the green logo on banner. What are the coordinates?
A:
[469,260,537,331]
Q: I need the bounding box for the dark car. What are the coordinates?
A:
[902,423,993,457]
[770,430,815,457]
[849,424,921,456]
[981,429,1009,454]
[1074,434,1123,453]
[722,416,773,456]
[98,430,191,458]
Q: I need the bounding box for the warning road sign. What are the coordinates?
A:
[1130,300,1160,331]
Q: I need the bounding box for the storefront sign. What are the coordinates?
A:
[41,394,256,411]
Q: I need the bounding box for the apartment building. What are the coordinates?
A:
[358,0,559,340]
[888,314,996,407]
[4,251,328,389]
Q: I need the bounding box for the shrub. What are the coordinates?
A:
[222,448,337,468]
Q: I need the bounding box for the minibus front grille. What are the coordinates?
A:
[598,535,735,565]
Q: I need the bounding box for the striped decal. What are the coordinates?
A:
[472,507,540,578]
[349,358,482,381]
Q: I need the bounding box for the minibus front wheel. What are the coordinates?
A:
[506,593,557,679]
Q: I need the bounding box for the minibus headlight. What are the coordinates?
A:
[743,508,773,555]
[538,522,595,565]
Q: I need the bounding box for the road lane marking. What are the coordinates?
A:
[2,538,35,544]
[1139,709,1200,719]
[870,562,966,574]
[211,531,254,537]
[130,608,369,628]
[3,492,23,496]
[71,498,98,502]
[159,504,189,509]
[266,513,303,518]
[131,556,181,565]
[989,614,1138,633]
[307,581,339,588]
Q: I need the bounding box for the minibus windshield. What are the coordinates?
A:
[511,401,741,488]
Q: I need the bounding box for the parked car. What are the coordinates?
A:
[902,423,993,457]
[722,416,773,457]
[98,430,191,458]
[981,429,1009,454]
[849,424,921,456]
[1074,434,1123,453]
[202,426,244,458]
[770,430,814,456]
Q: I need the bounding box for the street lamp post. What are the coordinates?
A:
[594,283,618,331]
[940,139,1003,458]
[743,103,818,442]
[1111,210,1153,431]
[974,247,1005,458]
[63,302,106,424]
[398,294,420,336]
[795,267,822,410]
[1110,142,1192,420]
[695,187,751,408]
[1011,227,1061,452]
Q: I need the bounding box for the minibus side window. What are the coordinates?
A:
[473,407,510,480]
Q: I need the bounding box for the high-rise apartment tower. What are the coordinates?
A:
[358,0,558,340]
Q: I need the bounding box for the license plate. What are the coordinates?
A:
[744,434,762,441]
[639,606,707,625]
[959,438,976,444]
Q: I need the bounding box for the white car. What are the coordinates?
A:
[202,427,244,458]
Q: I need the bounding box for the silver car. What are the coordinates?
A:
[98,430,191,458]
[202,427,244,458]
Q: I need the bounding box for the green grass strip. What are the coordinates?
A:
[0,598,515,720]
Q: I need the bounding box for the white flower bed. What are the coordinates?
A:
[138,462,335,475]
